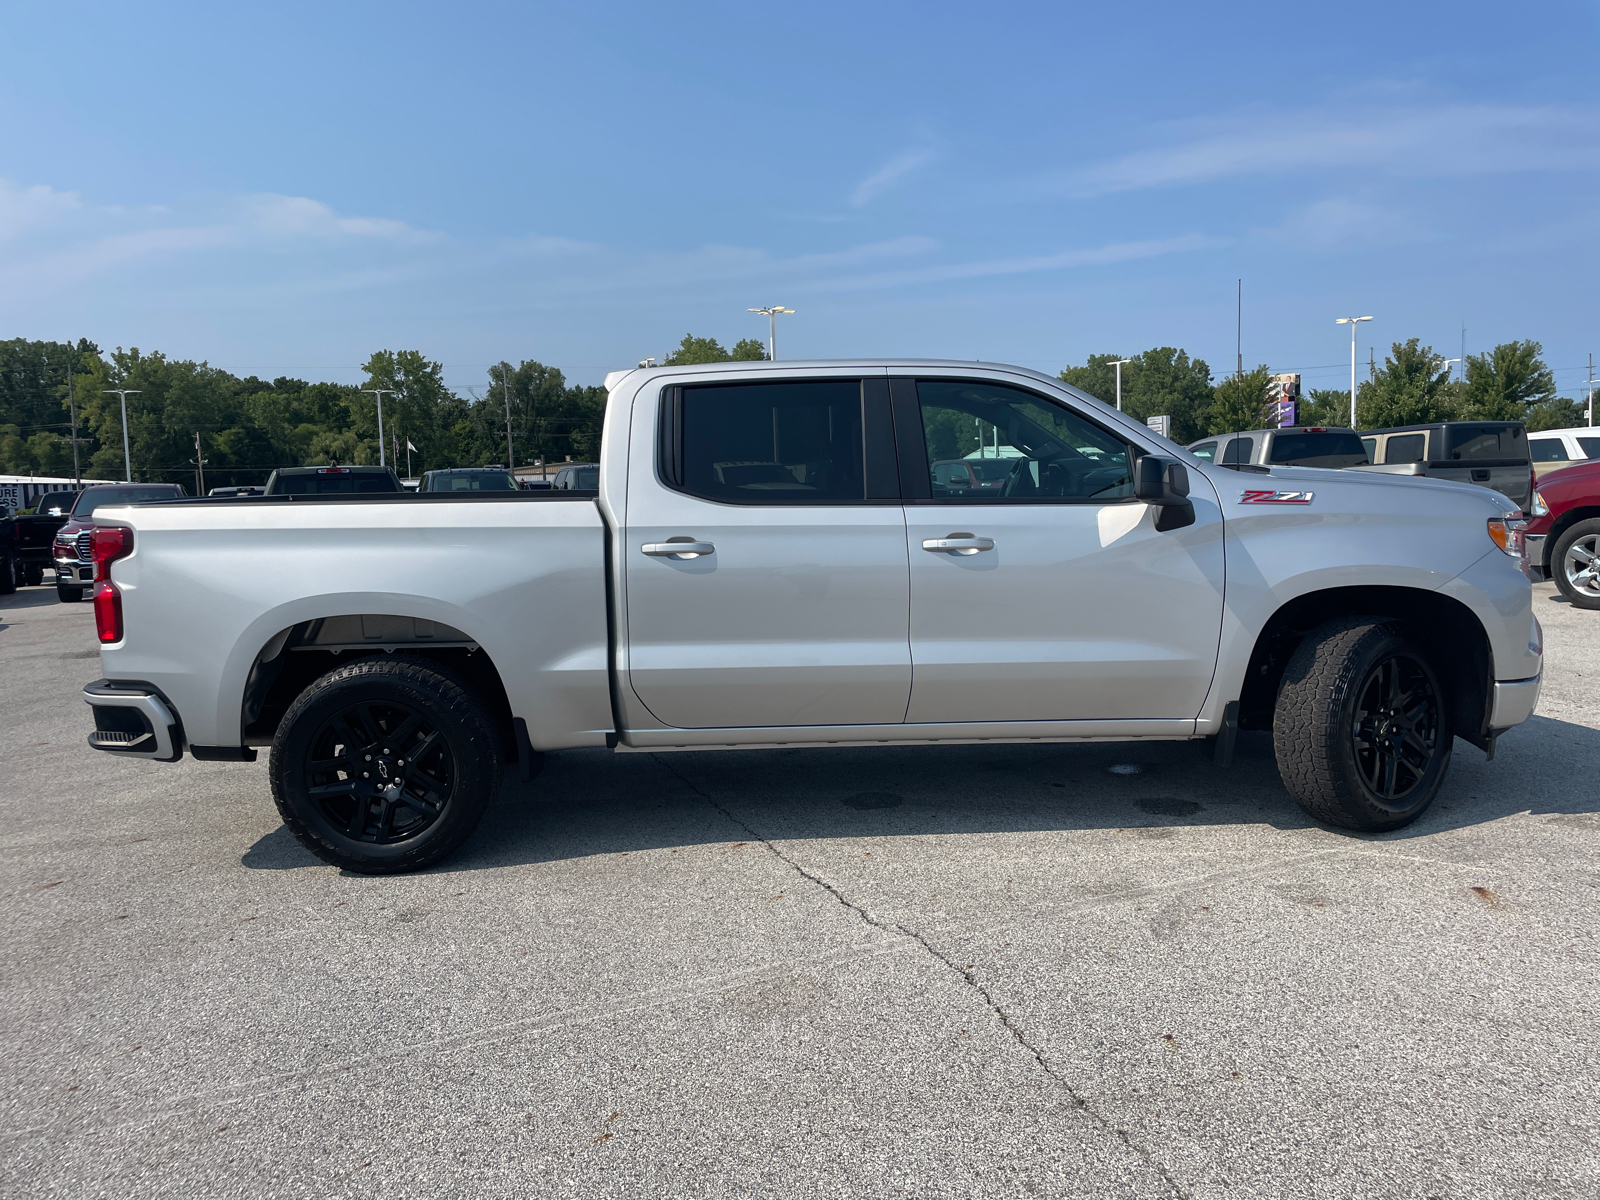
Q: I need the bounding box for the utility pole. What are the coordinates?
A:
[1461,325,1467,383]
[747,306,796,361]
[1335,317,1372,428]
[360,389,397,468]
[502,362,515,469]
[1369,348,1375,382]
[1587,353,1595,428]
[1110,358,1133,411]
[103,389,141,482]
[191,431,208,495]
[67,354,80,485]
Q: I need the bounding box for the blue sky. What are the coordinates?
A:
[3,0,1599,396]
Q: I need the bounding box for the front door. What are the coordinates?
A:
[623,373,911,730]
[896,376,1225,724]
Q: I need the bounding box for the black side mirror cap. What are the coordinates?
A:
[1135,456,1190,505]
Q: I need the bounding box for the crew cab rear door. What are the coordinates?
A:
[894,374,1225,724]
[622,371,911,730]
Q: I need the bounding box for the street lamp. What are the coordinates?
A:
[747,306,795,361]
[1109,358,1133,411]
[102,389,141,482]
[1335,317,1373,426]
[360,389,398,468]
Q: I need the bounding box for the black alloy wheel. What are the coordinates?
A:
[270,655,502,874]
[1350,651,1442,803]
[303,699,454,845]
[1274,617,1454,832]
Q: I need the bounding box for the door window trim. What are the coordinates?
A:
[890,375,1144,505]
[654,378,900,506]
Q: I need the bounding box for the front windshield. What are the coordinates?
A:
[72,486,183,517]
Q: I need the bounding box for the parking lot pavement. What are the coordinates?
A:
[2,584,1597,1200]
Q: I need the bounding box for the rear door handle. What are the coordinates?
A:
[922,535,994,555]
[642,540,715,559]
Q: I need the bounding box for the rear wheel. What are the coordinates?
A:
[0,555,15,595]
[57,582,84,602]
[1552,518,1600,610]
[270,656,502,874]
[1274,618,1453,832]
[24,563,43,587]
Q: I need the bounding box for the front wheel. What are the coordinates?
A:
[269,656,503,874]
[0,555,15,595]
[1552,518,1600,610]
[1274,618,1453,832]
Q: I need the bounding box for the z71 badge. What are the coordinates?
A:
[1240,489,1313,504]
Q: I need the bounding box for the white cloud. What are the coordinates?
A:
[243,194,428,241]
[1065,103,1600,197]
[850,148,935,207]
[1258,199,1423,252]
[0,179,81,241]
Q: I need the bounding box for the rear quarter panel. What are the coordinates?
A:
[96,498,612,750]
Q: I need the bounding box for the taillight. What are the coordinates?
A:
[1487,516,1528,561]
[94,581,123,643]
[90,526,133,582]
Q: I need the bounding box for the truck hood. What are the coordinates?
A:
[1195,462,1520,517]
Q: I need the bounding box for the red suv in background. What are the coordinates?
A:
[1526,458,1600,608]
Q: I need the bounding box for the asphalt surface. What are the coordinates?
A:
[2,581,1597,1200]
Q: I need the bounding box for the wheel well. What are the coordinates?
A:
[1237,586,1492,748]
[1543,506,1600,571]
[240,615,519,762]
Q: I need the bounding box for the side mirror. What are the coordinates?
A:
[1135,456,1190,505]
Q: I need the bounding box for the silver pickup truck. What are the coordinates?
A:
[78,360,1542,873]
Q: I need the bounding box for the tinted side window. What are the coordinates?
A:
[1189,441,1218,462]
[915,380,1133,502]
[1530,439,1570,463]
[1384,434,1426,464]
[676,381,865,502]
[1220,438,1251,465]
[1579,437,1600,459]
[1361,438,1378,461]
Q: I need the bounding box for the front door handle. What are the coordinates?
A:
[922,534,994,556]
[642,540,715,559]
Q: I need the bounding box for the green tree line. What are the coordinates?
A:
[1060,339,1583,444]
[0,330,770,487]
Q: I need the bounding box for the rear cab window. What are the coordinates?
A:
[1530,439,1571,463]
[1445,424,1528,464]
[1579,437,1600,459]
[72,486,185,516]
[1266,431,1368,468]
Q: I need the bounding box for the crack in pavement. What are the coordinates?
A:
[652,754,1192,1200]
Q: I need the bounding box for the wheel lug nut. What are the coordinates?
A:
[396,759,405,766]
[364,755,372,762]
[362,772,370,779]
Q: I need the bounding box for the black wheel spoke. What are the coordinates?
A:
[302,696,454,846]
[1348,649,1441,807]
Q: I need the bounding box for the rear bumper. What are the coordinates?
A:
[83,679,184,762]
[1490,674,1542,731]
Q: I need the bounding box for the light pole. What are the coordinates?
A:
[1587,354,1595,428]
[747,306,795,361]
[103,389,141,482]
[1335,317,1372,427]
[360,389,397,467]
[1109,358,1133,411]
[500,362,515,470]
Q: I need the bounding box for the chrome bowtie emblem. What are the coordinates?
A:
[1240,489,1313,505]
[377,760,390,778]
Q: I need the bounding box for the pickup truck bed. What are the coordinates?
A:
[79,359,1543,873]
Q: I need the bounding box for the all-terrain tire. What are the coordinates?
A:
[1274,617,1453,832]
[1551,517,1600,610]
[57,583,84,602]
[270,655,503,874]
